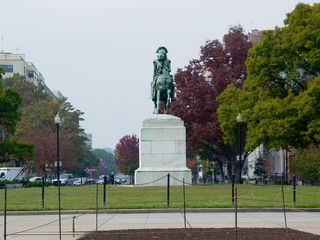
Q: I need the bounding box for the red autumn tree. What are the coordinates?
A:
[170,26,251,178]
[115,134,139,180]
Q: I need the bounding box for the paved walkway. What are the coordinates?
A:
[1,211,320,239]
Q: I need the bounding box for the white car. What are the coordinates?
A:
[29,176,43,182]
[73,178,85,186]
[96,175,108,184]
[52,173,75,186]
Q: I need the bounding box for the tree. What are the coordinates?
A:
[218,3,320,151]
[2,75,92,174]
[0,72,33,163]
[254,157,267,180]
[92,148,116,175]
[290,145,320,184]
[0,68,3,76]
[14,97,91,174]
[170,26,252,180]
[3,74,49,107]
[114,135,139,181]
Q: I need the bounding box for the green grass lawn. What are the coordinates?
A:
[0,184,319,211]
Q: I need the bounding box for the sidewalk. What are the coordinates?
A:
[1,211,320,240]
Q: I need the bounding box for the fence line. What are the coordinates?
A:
[2,181,320,239]
[134,175,168,186]
[169,175,192,185]
[97,213,118,229]
[7,213,86,236]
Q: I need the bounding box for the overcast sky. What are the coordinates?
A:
[0,0,317,149]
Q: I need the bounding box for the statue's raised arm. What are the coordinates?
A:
[151,47,175,114]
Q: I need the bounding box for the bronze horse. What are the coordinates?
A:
[151,47,175,114]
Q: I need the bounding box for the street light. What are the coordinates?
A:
[232,113,243,206]
[54,113,62,240]
[236,113,243,163]
[236,113,243,123]
[236,113,244,176]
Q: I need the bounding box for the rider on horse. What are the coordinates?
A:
[151,47,175,114]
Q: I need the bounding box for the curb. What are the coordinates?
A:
[2,208,320,215]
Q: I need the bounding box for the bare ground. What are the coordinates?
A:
[78,228,320,240]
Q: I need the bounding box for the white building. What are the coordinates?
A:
[0,52,44,85]
[0,52,61,99]
[245,144,287,179]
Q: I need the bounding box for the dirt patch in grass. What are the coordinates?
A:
[78,228,320,240]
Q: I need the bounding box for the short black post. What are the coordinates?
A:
[103,175,107,208]
[232,174,235,207]
[183,178,186,229]
[293,175,296,206]
[167,173,170,208]
[41,176,45,209]
[72,216,76,237]
[4,186,7,240]
[95,183,99,231]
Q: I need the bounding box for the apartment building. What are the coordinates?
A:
[0,52,59,99]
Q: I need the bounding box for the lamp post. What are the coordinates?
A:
[232,113,243,206]
[54,113,62,240]
[236,113,243,165]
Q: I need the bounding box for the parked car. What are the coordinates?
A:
[96,175,109,184]
[52,173,75,186]
[28,176,43,182]
[73,177,85,186]
[84,178,96,185]
[114,178,122,184]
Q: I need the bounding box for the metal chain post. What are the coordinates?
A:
[183,178,186,229]
[4,186,7,240]
[167,173,170,208]
[103,175,107,208]
[41,176,45,209]
[293,175,296,206]
[281,176,288,229]
[96,183,99,231]
[235,187,238,240]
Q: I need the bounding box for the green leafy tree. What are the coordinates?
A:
[218,3,320,152]
[3,74,49,107]
[291,146,320,184]
[0,68,4,80]
[254,157,267,180]
[0,72,33,163]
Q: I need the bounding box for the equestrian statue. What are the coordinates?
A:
[151,47,175,114]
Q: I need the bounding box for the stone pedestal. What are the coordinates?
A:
[135,114,192,186]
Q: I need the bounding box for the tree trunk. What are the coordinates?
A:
[227,161,232,180]
[235,160,244,183]
[217,160,224,181]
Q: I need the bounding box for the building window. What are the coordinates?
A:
[27,70,38,79]
[0,64,13,73]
